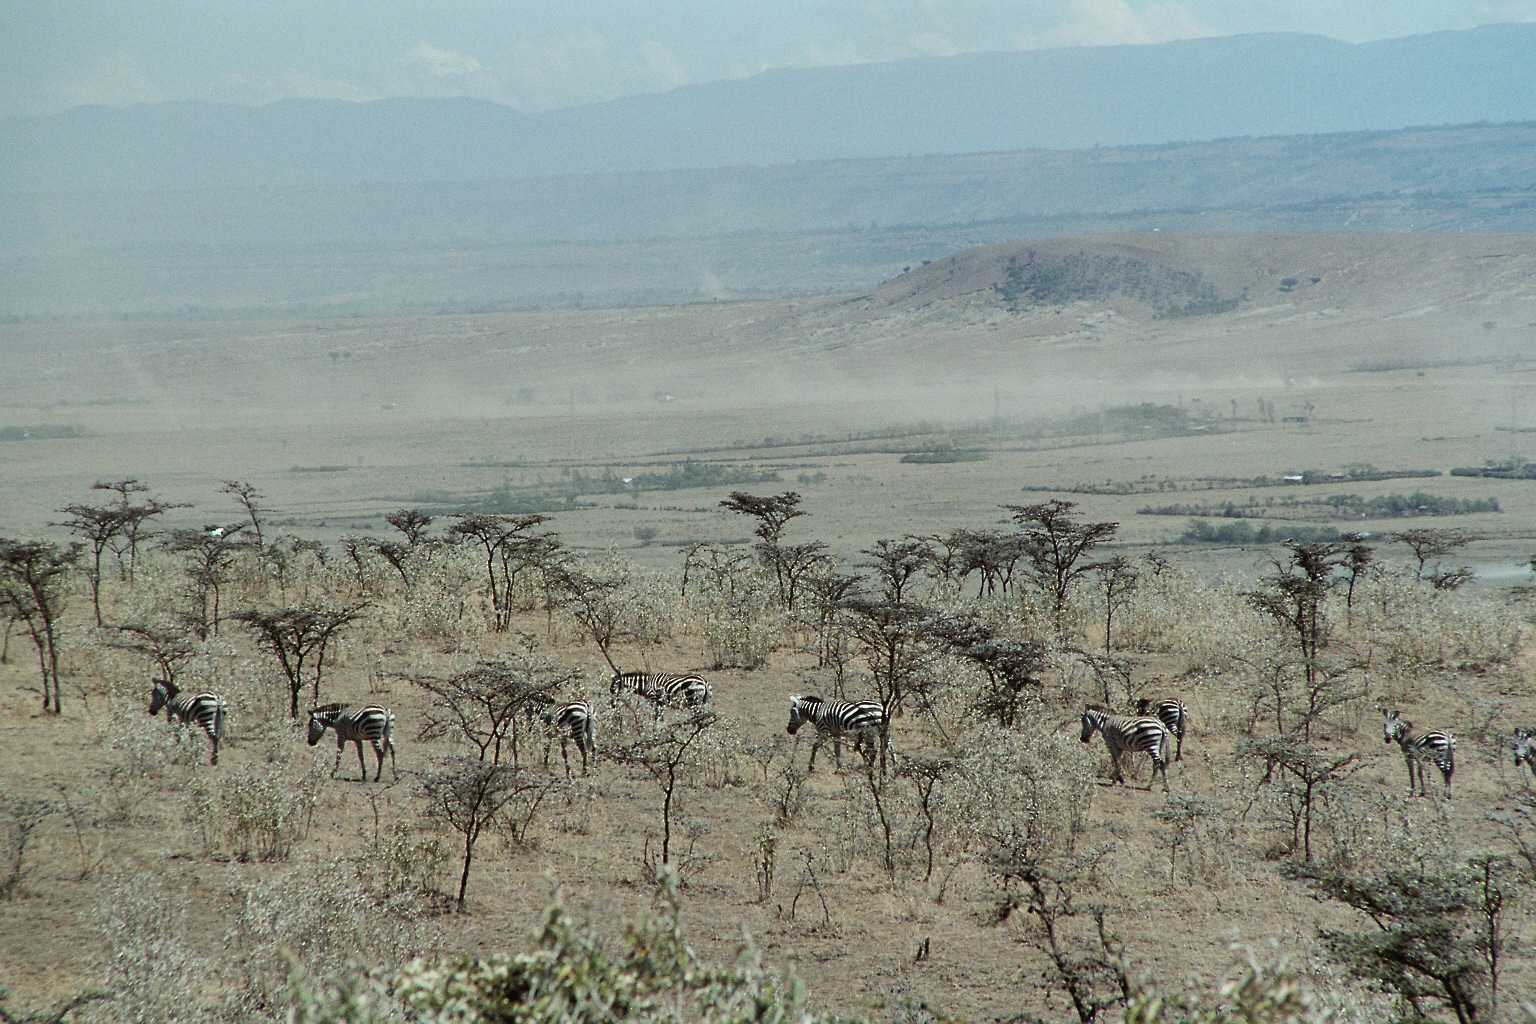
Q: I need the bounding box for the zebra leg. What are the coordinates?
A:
[805,736,822,773]
[1152,756,1169,792]
[209,733,219,767]
[1109,749,1126,784]
[356,739,369,782]
[1441,761,1453,799]
[832,735,843,770]
[559,736,572,779]
[371,740,387,782]
[1174,731,1183,762]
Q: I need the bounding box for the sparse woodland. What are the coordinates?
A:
[3,480,1536,1024]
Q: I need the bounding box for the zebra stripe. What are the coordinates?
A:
[307,703,397,782]
[786,695,891,773]
[1080,706,1172,792]
[609,671,711,711]
[1514,728,1536,784]
[148,677,228,766]
[541,700,595,776]
[1135,697,1189,762]
[1383,710,1454,798]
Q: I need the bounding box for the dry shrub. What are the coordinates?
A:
[397,544,487,645]
[1121,563,1261,662]
[98,697,197,824]
[183,754,326,862]
[227,856,436,1019]
[943,719,1094,858]
[86,871,216,1024]
[1359,571,1524,677]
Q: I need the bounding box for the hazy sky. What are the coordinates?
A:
[6,0,1534,117]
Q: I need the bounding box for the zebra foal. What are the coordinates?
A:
[148,678,229,766]
[538,700,595,777]
[1135,697,1189,761]
[1383,710,1454,798]
[1080,706,1173,792]
[609,671,711,716]
[307,703,397,782]
[786,695,891,773]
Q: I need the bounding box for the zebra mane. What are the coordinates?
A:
[310,702,348,715]
[796,694,822,704]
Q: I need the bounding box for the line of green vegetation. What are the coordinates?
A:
[899,449,988,464]
[1141,490,1499,519]
[465,461,784,514]
[1451,459,1536,479]
[1177,519,1343,545]
[0,425,85,441]
[1031,464,1442,496]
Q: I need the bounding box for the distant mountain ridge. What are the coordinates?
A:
[6,23,1536,192]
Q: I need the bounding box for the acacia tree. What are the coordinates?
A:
[221,480,271,550]
[52,502,128,627]
[841,597,932,718]
[163,525,248,638]
[422,756,550,912]
[411,656,578,767]
[0,539,81,714]
[859,538,929,605]
[1393,527,1472,589]
[720,491,818,608]
[610,709,719,870]
[1090,556,1139,654]
[233,603,365,717]
[1284,856,1515,1023]
[923,612,1045,727]
[109,621,197,686]
[448,513,554,631]
[93,479,185,582]
[550,561,635,674]
[1245,541,1346,738]
[1004,500,1119,616]
[1237,736,1362,863]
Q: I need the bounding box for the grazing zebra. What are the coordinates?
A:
[1135,697,1189,761]
[307,703,397,782]
[148,677,229,766]
[1080,706,1173,792]
[786,695,891,773]
[609,671,711,715]
[1514,728,1536,784]
[539,700,595,777]
[1383,710,1454,798]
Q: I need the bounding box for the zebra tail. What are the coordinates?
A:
[383,709,397,749]
[214,697,229,740]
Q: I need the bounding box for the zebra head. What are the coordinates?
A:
[1383,710,1408,745]
[306,707,336,746]
[148,677,178,716]
[1080,706,1106,743]
[1515,728,1535,769]
[786,695,819,736]
[608,673,629,704]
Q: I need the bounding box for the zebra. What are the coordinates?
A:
[1079,706,1173,792]
[1514,728,1536,784]
[1383,710,1454,798]
[609,671,711,716]
[148,677,228,766]
[538,700,595,777]
[307,703,397,782]
[1135,697,1189,761]
[786,695,891,773]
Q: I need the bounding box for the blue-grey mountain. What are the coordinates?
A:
[5,24,1536,193]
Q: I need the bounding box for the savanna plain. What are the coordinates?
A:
[2,232,1536,1022]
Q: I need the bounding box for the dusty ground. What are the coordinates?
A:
[2,233,1535,1020]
